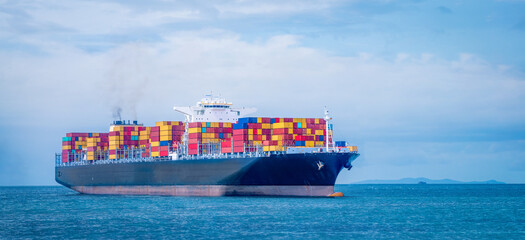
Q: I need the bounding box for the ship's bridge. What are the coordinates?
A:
[174,94,256,123]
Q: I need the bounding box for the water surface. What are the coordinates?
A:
[0,185,523,239]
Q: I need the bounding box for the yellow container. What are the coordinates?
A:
[156,121,169,126]
[263,146,270,152]
[223,122,232,128]
[160,130,172,136]
[160,125,172,131]
[257,117,262,123]
[188,128,201,133]
[252,141,262,146]
[262,135,267,141]
[315,130,324,135]
[160,135,172,141]
[273,122,293,129]
[271,135,281,141]
[248,135,253,141]
[62,145,71,150]
[109,154,117,160]
[305,141,315,147]
[151,152,160,157]
[257,129,261,135]
[262,123,271,129]
[270,146,284,151]
[288,129,293,134]
[151,141,160,147]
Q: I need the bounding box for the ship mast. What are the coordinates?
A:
[324,107,335,152]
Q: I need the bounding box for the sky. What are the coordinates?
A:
[0,0,524,185]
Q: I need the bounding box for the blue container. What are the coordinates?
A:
[328,124,333,130]
[160,141,170,146]
[295,141,305,146]
[335,141,346,147]
[123,145,128,149]
[233,123,248,130]
[202,127,207,133]
[270,118,276,124]
[238,117,258,124]
[319,135,324,141]
[75,137,79,141]
[297,122,302,128]
[219,133,223,139]
[206,122,211,127]
[89,133,93,137]
[79,145,82,149]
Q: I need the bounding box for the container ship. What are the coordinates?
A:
[55,95,359,197]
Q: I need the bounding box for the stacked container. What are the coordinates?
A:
[139,127,151,157]
[151,121,185,157]
[61,133,89,162]
[230,117,272,153]
[108,128,121,160]
[188,122,233,155]
[86,133,109,161]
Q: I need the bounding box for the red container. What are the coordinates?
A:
[188,149,199,155]
[189,133,202,139]
[150,126,160,132]
[233,129,248,135]
[233,146,244,153]
[188,122,200,128]
[284,118,293,122]
[188,144,198,150]
[221,141,232,148]
[150,136,160,141]
[261,118,271,123]
[109,131,120,136]
[232,135,248,141]
[233,141,246,147]
[151,146,159,152]
[221,148,231,153]
[160,151,169,157]
[150,131,160,137]
[272,128,287,135]
[67,133,89,137]
[188,139,199,144]
[160,146,169,151]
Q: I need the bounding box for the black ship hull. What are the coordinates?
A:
[55,152,358,196]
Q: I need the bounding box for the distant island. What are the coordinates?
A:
[351,177,505,184]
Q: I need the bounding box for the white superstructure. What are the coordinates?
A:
[173,94,256,123]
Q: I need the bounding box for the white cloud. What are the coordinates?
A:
[214,0,341,15]
[2,0,202,36]
[1,29,524,184]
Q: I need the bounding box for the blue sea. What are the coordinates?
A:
[0,185,523,239]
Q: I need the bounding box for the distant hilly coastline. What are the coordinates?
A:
[351,177,505,184]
